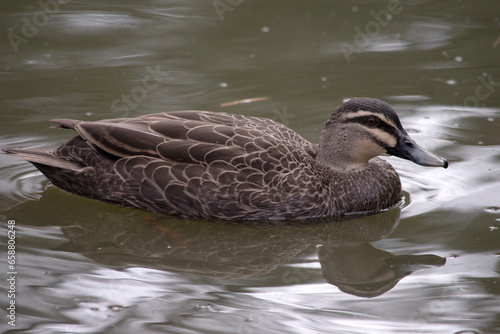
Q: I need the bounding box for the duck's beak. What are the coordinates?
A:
[387,132,448,168]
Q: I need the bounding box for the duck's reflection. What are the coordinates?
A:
[57,207,445,298]
[319,241,445,298]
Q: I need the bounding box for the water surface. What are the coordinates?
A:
[1,1,499,333]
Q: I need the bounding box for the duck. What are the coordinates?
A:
[4,97,448,221]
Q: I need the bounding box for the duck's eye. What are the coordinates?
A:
[365,117,379,126]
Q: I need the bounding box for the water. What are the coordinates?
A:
[1,0,500,333]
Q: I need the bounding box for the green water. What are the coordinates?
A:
[1,0,499,333]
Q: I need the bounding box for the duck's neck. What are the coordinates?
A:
[316,137,368,172]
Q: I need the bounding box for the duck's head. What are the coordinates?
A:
[317,97,448,171]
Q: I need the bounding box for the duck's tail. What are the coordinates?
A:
[4,118,85,171]
[3,147,83,171]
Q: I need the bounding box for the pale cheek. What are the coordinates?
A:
[374,131,397,148]
[361,127,397,148]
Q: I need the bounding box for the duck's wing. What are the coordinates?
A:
[76,111,319,219]
[54,110,314,165]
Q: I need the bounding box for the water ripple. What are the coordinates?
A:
[0,160,46,210]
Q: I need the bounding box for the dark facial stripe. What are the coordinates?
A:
[347,115,399,137]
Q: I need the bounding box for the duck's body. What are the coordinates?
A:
[5,98,447,220]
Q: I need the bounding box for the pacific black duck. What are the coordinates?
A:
[4,98,448,220]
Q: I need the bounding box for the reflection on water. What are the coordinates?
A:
[54,207,444,298]
[1,0,500,333]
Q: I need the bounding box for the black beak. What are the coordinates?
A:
[387,132,448,168]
